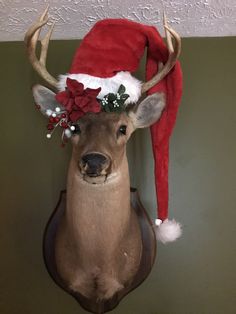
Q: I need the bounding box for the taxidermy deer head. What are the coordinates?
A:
[25,6,182,313]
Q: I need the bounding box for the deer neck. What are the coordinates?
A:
[65,154,131,243]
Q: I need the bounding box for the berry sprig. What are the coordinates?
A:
[36,83,130,146]
[45,107,72,141]
[100,84,129,113]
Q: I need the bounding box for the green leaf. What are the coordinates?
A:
[121,94,129,101]
[107,93,116,101]
[104,104,111,112]
[100,85,130,113]
[118,84,126,95]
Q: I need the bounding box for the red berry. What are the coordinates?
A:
[61,113,66,118]
[54,117,60,123]
[61,121,68,129]
[49,117,54,123]
[47,123,54,130]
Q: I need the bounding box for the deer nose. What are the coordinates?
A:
[81,153,109,176]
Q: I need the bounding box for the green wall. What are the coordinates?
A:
[0,37,235,314]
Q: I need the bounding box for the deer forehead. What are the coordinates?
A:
[71,112,134,155]
[79,112,133,133]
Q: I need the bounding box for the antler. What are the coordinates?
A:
[24,6,58,88]
[141,13,181,94]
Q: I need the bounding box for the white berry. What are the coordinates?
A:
[46,109,52,116]
[46,133,51,139]
[65,129,72,138]
[55,107,61,112]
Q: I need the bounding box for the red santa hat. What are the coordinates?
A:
[57,18,183,243]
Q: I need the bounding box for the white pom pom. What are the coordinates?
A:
[46,133,51,139]
[155,219,182,244]
[52,112,56,117]
[55,107,61,112]
[70,125,75,131]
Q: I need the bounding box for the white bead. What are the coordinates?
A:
[46,109,52,116]
[70,125,75,131]
[52,113,56,117]
[55,107,61,112]
[46,133,51,139]
[155,219,163,226]
[65,129,72,138]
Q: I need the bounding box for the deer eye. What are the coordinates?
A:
[71,124,81,135]
[118,125,127,136]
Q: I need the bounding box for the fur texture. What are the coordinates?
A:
[57,71,142,104]
[129,93,166,128]
[54,112,143,300]
[32,85,63,115]
[155,219,182,244]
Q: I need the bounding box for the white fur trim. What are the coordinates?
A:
[57,71,142,104]
[155,219,182,244]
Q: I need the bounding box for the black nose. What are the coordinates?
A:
[81,153,108,176]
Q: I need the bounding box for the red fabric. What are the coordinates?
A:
[148,63,182,220]
[70,19,150,76]
[143,26,183,220]
[69,19,183,221]
[56,78,101,122]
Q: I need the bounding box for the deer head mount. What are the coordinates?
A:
[25,6,182,313]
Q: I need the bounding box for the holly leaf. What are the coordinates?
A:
[107,93,116,101]
[104,104,111,112]
[121,94,129,101]
[118,84,126,95]
[115,106,123,113]
[100,85,130,113]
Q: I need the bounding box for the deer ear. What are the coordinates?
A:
[129,93,166,128]
[32,84,63,116]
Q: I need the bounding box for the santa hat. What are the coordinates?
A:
[57,18,183,243]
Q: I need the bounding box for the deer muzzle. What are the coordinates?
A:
[79,153,111,184]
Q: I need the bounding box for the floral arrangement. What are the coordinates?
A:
[40,78,130,143]
[56,79,102,122]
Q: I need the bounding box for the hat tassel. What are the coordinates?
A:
[155,219,182,244]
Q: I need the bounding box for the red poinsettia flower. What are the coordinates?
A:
[55,78,101,122]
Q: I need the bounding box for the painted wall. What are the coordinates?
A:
[2,0,236,41]
[0,37,235,314]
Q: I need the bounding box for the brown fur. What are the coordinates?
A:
[55,112,142,300]
[31,86,165,301]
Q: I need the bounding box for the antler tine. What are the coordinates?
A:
[40,21,56,66]
[141,13,181,94]
[24,6,58,88]
[30,5,49,48]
